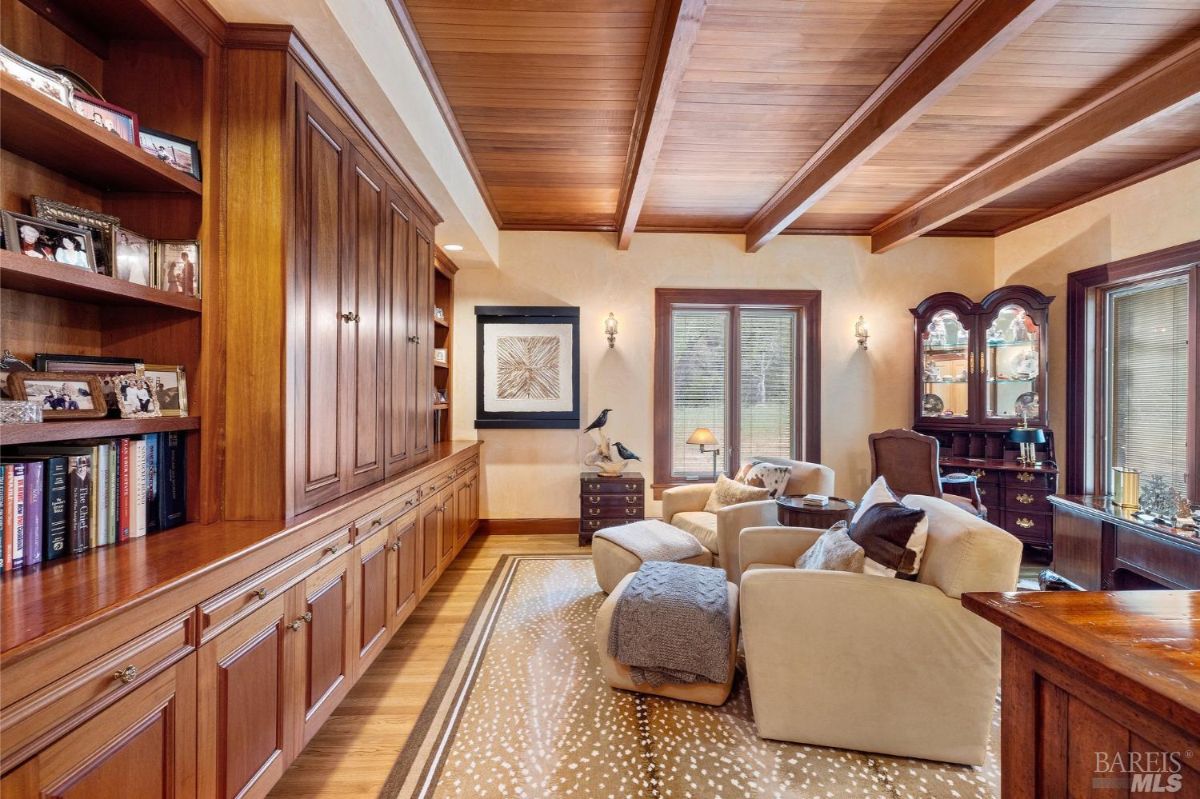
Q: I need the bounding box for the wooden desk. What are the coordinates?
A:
[964,591,1200,798]
[1048,495,1200,590]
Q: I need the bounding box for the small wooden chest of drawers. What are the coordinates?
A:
[579,472,645,545]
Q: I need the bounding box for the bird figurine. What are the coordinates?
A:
[583,408,611,433]
[613,442,640,462]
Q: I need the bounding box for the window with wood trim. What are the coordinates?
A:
[1066,243,1198,502]
[654,289,820,490]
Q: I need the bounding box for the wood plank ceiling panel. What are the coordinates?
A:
[793,0,1200,235]
[635,0,962,231]
[405,0,658,229]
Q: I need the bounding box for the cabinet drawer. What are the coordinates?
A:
[455,457,479,477]
[421,469,457,497]
[1002,511,1052,545]
[0,611,194,773]
[579,518,640,533]
[581,478,644,495]
[199,525,352,641]
[946,467,998,486]
[354,489,421,539]
[580,493,643,509]
[1003,470,1055,491]
[1001,486,1053,515]
[581,505,644,521]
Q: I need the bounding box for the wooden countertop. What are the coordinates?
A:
[0,441,480,658]
[1048,494,1200,550]
[963,590,1200,735]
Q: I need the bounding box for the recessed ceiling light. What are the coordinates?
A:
[444,244,464,252]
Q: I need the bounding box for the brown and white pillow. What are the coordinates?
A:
[703,474,770,512]
[794,522,865,573]
[744,462,792,498]
[847,501,928,579]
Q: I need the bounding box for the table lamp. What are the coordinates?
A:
[687,427,721,480]
[1009,424,1045,467]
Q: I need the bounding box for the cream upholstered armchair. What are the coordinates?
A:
[737,495,1022,766]
[661,457,834,583]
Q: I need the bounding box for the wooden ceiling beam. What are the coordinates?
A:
[615,0,707,251]
[743,0,1058,254]
[871,40,1200,253]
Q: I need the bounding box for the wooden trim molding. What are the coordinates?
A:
[872,40,1200,253]
[744,0,1057,253]
[616,0,708,250]
[1064,241,1200,498]
[476,519,580,536]
[652,288,821,490]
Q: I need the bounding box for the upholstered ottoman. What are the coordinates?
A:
[592,519,712,594]
[595,571,739,706]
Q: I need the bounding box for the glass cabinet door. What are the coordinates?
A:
[920,309,972,421]
[983,303,1041,423]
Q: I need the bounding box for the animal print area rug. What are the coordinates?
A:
[381,555,1000,798]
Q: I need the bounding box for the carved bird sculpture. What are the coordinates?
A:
[583,408,611,433]
[613,442,641,462]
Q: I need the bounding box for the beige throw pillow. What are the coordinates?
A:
[703,474,769,512]
[795,522,865,573]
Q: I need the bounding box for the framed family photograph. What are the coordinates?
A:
[1,211,96,270]
[0,47,72,106]
[156,240,200,297]
[114,373,162,419]
[71,92,138,144]
[32,197,119,276]
[7,372,106,419]
[139,127,201,180]
[34,353,143,413]
[114,228,154,286]
[140,364,187,417]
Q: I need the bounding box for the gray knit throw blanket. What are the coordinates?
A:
[607,561,731,687]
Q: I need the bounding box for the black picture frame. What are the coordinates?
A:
[475,306,580,429]
[138,126,202,181]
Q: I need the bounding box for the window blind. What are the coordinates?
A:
[671,309,729,478]
[739,309,797,460]
[1108,275,1190,494]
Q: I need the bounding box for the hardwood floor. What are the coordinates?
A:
[267,533,579,798]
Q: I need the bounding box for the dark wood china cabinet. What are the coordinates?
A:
[911,286,1058,549]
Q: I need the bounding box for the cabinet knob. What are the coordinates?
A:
[408,335,420,344]
[253,587,267,600]
[340,311,356,323]
[113,665,138,684]
[390,541,401,552]
[324,544,340,556]
[353,313,361,323]
[288,619,302,631]
[302,611,313,624]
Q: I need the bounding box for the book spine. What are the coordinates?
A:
[133,440,147,539]
[23,461,43,567]
[159,432,187,531]
[108,445,117,545]
[68,456,91,555]
[43,457,68,561]
[0,465,7,572]
[88,447,100,549]
[94,445,109,548]
[10,465,24,569]
[145,434,160,534]
[118,439,131,542]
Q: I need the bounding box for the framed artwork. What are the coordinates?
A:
[475,306,579,429]
[138,127,201,180]
[7,372,106,419]
[140,364,187,416]
[71,92,138,144]
[32,197,120,276]
[1,211,96,270]
[34,353,143,412]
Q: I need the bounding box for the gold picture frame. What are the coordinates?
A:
[140,363,188,417]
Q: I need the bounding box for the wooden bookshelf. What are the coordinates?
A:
[0,251,202,311]
[433,248,457,442]
[0,77,202,195]
[0,415,199,446]
[434,317,449,328]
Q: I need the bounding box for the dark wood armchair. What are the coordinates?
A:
[868,429,986,517]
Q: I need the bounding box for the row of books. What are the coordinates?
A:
[0,432,187,571]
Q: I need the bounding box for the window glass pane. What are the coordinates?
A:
[739,309,796,460]
[671,309,728,478]
[1107,275,1190,495]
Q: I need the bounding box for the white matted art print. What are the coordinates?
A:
[481,323,573,413]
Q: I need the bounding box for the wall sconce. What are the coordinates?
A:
[604,312,619,348]
[854,315,870,350]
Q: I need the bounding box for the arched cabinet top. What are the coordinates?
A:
[910,292,975,319]
[980,285,1055,313]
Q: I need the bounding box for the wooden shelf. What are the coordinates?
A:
[0,415,199,445]
[434,317,449,328]
[433,403,449,410]
[434,361,449,370]
[0,75,202,195]
[0,251,202,311]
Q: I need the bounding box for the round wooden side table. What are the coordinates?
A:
[776,496,857,528]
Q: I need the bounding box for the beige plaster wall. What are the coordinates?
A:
[993,160,1200,485]
[453,232,995,519]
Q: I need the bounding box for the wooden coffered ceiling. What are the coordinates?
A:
[392,0,1200,251]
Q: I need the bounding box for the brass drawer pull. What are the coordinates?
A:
[970,469,986,479]
[1016,472,1034,483]
[113,665,138,685]
[625,496,637,504]
[253,587,267,600]
[1016,492,1035,505]
[302,612,313,624]
[624,483,637,491]
[624,508,637,516]
[587,508,600,516]
[588,496,600,504]
[324,544,340,556]
[370,518,383,528]
[1015,517,1035,529]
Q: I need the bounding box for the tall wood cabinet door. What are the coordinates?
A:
[456,477,472,547]
[345,148,386,491]
[356,523,390,675]
[419,495,441,595]
[1,655,197,799]
[438,485,457,566]
[293,92,350,514]
[197,594,292,799]
[470,472,480,531]
[384,189,414,477]
[292,550,355,750]
[388,509,420,632]
[410,225,435,459]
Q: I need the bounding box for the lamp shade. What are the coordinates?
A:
[687,427,718,446]
[1009,427,1046,444]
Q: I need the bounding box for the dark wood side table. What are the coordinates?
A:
[776,496,856,528]
[579,471,645,546]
